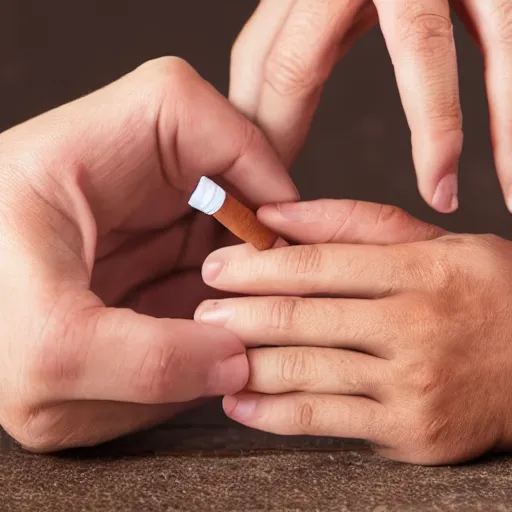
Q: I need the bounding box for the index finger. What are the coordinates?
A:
[374,0,463,213]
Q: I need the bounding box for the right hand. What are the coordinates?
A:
[230,1,512,213]
[0,57,298,452]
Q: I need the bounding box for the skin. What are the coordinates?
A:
[230,0,512,213]
[0,57,299,452]
[196,200,512,464]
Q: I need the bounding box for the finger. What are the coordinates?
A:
[202,243,412,298]
[231,0,367,166]
[461,1,512,211]
[17,400,200,453]
[229,0,296,120]
[195,297,396,358]
[258,199,446,245]
[245,347,387,397]
[223,392,387,443]
[230,0,377,119]
[373,0,462,212]
[44,307,249,404]
[1,57,298,238]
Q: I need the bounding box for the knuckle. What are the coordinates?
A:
[439,234,504,283]
[401,402,495,464]
[286,245,324,277]
[294,398,316,432]
[375,204,442,242]
[410,410,450,459]
[269,298,298,331]
[407,362,444,397]
[136,56,192,87]
[393,246,431,289]
[423,92,462,134]
[263,0,334,99]
[470,233,505,256]
[264,48,318,97]
[425,103,462,133]
[130,342,179,403]
[372,204,409,234]
[404,243,454,293]
[278,349,315,387]
[399,11,454,57]
[429,256,456,293]
[492,1,512,45]
[236,116,262,157]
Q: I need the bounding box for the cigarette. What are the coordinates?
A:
[188,176,279,250]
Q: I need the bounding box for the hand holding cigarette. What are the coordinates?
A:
[0,57,300,452]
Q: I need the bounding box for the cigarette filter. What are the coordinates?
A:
[188,176,279,250]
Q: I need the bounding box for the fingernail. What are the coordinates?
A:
[432,174,458,213]
[195,301,231,327]
[202,259,224,282]
[207,354,249,396]
[223,395,257,421]
[276,202,308,221]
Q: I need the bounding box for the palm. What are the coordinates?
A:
[91,203,235,320]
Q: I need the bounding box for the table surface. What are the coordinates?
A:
[2,2,512,510]
[2,401,512,512]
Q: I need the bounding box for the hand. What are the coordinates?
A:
[196,199,512,464]
[0,57,298,452]
[231,0,512,212]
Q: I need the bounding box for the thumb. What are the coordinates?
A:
[258,199,447,245]
[63,307,248,404]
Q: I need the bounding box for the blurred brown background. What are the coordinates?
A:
[2,2,512,510]
[1,0,509,237]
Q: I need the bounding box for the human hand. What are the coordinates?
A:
[196,199,512,464]
[231,0,512,213]
[0,57,298,451]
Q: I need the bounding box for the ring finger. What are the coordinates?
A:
[195,296,399,358]
[246,346,388,398]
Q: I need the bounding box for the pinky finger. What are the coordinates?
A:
[223,392,387,443]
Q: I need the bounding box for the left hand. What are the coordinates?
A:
[195,199,512,464]
[0,57,297,451]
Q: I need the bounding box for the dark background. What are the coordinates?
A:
[1,0,509,237]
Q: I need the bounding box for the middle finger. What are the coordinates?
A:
[201,243,418,298]
[374,0,462,212]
